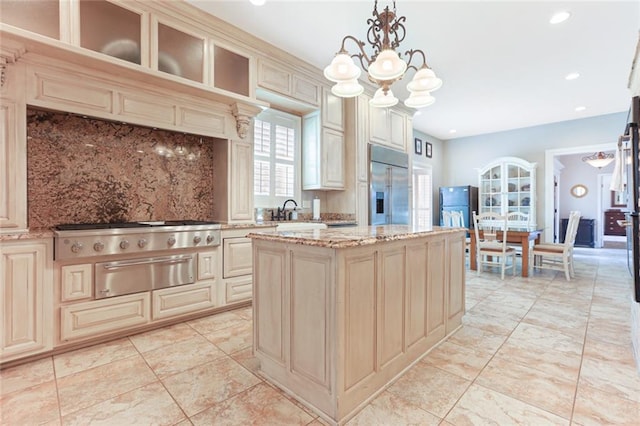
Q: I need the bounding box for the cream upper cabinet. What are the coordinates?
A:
[0,239,53,362]
[302,110,345,190]
[212,139,255,223]
[0,62,27,232]
[478,157,537,228]
[368,102,408,152]
[257,58,320,106]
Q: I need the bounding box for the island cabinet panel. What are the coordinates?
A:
[406,243,429,348]
[378,246,406,368]
[447,238,466,334]
[290,250,332,389]
[342,250,377,390]
[426,237,447,346]
[254,246,286,363]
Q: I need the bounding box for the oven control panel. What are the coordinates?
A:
[54,228,221,260]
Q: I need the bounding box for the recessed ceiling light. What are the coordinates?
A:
[449,129,457,134]
[250,0,266,5]
[575,106,587,112]
[550,11,571,24]
[565,72,580,80]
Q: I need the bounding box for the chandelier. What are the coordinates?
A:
[323,0,442,108]
[582,152,614,168]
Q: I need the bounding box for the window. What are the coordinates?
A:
[253,109,301,208]
[412,166,433,227]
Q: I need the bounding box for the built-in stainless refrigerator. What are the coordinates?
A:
[369,145,409,225]
[439,185,479,228]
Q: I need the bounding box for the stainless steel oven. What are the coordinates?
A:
[53,220,221,300]
[95,254,195,299]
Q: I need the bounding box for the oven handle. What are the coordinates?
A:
[101,255,193,270]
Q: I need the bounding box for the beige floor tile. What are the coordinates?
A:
[521,302,588,338]
[187,310,247,334]
[468,299,531,321]
[508,322,584,353]
[461,310,519,336]
[141,334,227,378]
[579,356,640,403]
[446,325,507,355]
[129,322,201,353]
[386,363,470,418]
[189,383,314,425]
[203,319,252,354]
[0,380,60,425]
[0,357,55,396]
[161,356,261,416]
[235,305,253,320]
[572,382,640,425]
[53,337,138,378]
[345,391,441,425]
[421,341,493,380]
[586,318,632,346]
[444,384,569,425]
[476,356,576,419]
[57,355,156,416]
[230,346,261,376]
[61,382,186,425]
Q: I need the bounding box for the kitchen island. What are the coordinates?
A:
[247,225,466,425]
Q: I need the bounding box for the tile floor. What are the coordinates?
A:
[1,247,639,425]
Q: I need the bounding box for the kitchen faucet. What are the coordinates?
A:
[273,199,298,221]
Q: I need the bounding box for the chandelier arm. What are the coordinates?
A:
[404,49,429,72]
[339,35,374,71]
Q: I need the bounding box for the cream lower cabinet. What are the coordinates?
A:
[0,239,53,362]
[152,281,216,320]
[57,248,220,344]
[252,230,465,424]
[221,229,254,304]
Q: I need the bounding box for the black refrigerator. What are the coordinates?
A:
[439,185,478,228]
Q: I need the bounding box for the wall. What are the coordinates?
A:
[440,112,627,230]
[412,129,445,224]
[27,109,217,229]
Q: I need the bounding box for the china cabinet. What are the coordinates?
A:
[477,157,536,228]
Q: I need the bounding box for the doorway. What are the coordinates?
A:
[544,143,617,245]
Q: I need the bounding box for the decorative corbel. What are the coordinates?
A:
[0,40,27,88]
[231,102,263,140]
[0,58,7,88]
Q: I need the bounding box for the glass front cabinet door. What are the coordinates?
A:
[478,157,536,228]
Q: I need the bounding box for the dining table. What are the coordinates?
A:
[469,228,543,277]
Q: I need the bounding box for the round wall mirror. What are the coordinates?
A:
[570,184,588,198]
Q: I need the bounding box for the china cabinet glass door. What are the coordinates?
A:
[478,157,536,228]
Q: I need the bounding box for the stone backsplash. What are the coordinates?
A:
[27,109,216,229]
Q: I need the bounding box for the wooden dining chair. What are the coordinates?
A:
[532,210,581,280]
[472,211,517,280]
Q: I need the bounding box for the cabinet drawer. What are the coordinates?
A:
[225,276,252,303]
[223,237,252,278]
[60,293,150,341]
[152,281,216,320]
[60,264,93,302]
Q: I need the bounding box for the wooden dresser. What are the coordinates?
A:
[604,210,627,236]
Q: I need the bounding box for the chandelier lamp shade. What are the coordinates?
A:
[323,0,442,109]
[582,151,615,168]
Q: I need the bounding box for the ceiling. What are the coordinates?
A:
[188,0,640,140]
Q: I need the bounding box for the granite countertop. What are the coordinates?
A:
[220,222,276,230]
[247,225,465,249]
[0,229,55,241]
